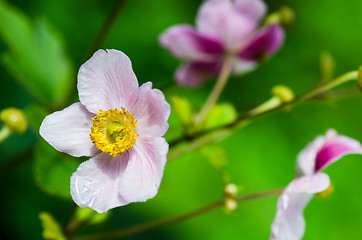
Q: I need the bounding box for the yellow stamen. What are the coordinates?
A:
[90,107,138,156]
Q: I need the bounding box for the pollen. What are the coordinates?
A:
[90,107,139,157]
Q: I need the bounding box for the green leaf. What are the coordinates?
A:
[203,103,237,130]
[171,95,192,127]
[39,212,66,240]
[34,141,79,199]
[0,0,73,107]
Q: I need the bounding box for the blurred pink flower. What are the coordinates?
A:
[159,0,284,86]
[40,49,170,213]
[270,129,362,240]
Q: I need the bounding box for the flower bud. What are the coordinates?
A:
[271,85,295,103]
[316,181,334,200]
[278,6,295,28]
[0,107,27,134]
[224,198,237,213]
[224,183,238,198]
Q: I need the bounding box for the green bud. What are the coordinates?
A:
[278,6,295,27]
[271,85,295,103]
[316,181,334,200]
[224,183,238,198]
[224,197,237,213]
[0,107,27,134]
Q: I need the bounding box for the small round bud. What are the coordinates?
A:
[278,6,295,28]
[0,107,28,134]
[224,183,238,198]
[316,181,334,200]
[224,198,237,213]
[271,85,294,103]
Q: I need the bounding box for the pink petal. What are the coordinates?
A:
[70,152,129,213]
[235,0,267,23]
[70,137,168,213]
[39,102,98,157]
[270,173,330,240]
[239,25,284,61]
[314,136,362,172]
[130,82,170,137]
[196,0,256,51]
[175,61,222,87]
[297,129,362,176]
[159,25,225,61]
[77,49,139,114]
[118,137,168,203]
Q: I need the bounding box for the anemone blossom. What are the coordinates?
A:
[40,49,170,213]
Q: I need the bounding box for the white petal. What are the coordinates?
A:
[39,102,98,157]
[118,137,168,203]
[196,0,256,50]
[70,152,129,213]
[235,0,267,23]
[77,49,139,113]
[270,173,330,240]
[70,137,168,213]
[131,82,170,137]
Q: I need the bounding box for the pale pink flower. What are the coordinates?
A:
[270,129,362,240]
[159,0,284,86]
[40,49,170,213]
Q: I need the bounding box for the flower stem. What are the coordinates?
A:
[0,125,11,143]
[72,188,283,240]
[168,70,359,159]
[195,55,234,125]
[86,0,129,60]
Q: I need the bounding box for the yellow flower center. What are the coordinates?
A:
[90,107,139,156]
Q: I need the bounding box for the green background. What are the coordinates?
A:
[1,0,362,239]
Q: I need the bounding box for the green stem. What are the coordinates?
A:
[0,125,12,143]
[195,55,234,125]
[72,188,283,240]
[168,71,359,158]
[86,0,129,60]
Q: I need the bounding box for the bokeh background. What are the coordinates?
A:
[1,0,362,239]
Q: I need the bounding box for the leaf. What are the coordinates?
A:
[0,0,73,107]
[34,141,79,199]
[39,212,66,240]
[203,103,237,130]
[171,95,192,128]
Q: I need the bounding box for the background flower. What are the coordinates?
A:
[270,130,362,240]
[159,0,284,86]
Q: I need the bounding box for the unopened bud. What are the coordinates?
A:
[224,183,238,198]
[316,181,334,200]
[224,198,237,213]
[272,85,294,103]
[278,6,295,28]
[0,107,27,134]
